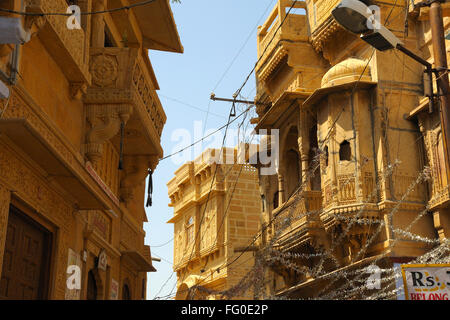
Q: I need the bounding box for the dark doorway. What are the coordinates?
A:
[122,284,131,300]
[87,270,98,300]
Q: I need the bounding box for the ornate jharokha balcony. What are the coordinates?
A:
[84,47,166,165]
[273,190,323,251]
[257,0,308,63]
[254,1,326,129]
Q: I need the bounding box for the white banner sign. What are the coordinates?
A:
[401,264,450,300]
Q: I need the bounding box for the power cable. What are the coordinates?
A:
[0,0,157,16]
[150,237,174,248]
[202,0,277,135]
[159,102,246,299]
[159,94,227,119]
[233,0,300,99]
[155,0,405,300]
[159,106,252,161]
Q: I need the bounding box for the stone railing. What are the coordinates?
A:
[274,190,323,232]
[132,53,166,137]
[393,172,427,203]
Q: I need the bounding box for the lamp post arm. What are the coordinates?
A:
[396,43,432,68]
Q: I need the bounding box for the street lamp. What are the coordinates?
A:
[332,0,450,185]
[0,17,30,45]
[332,0,434,106]
[332,0,406,52]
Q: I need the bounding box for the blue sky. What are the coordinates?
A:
[144,0,277,300]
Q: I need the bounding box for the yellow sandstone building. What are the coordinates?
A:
[0,0,182,299]
[251,0,450,299]
[168,148,261,299]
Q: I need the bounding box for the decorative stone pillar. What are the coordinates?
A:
[278,173,285,205]
[298,107,310,186]
[300,154,310,190]
[91,0,106,47]
[433,210,450,243]
[0,184,11,278]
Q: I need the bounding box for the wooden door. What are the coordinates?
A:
[0,207,50,299]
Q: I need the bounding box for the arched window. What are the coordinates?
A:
[282,126,301,198]
[273,191,279,209]
[87,270,97,300]
[339,140,351,161]
[122,284,131,300]
[324,146,329,167]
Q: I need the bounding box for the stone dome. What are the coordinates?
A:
[321,57,372,88]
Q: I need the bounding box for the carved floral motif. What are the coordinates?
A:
[90,54,119,88]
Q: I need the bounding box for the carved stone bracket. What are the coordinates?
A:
[84,103,133,164]
[24,15,46,38]
[70,82,88,100]
[119,155,158,203]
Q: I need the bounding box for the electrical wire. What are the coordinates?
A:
[164,100,240,298]
[159,106,253,161]
[154,1,323,298]
[0,0,157,16]
[188,44,378,295]
[232,0,300,99]
[202,0,277,135]
[150,237,174,248]
[159,94,226,119]
[154,0,423,300]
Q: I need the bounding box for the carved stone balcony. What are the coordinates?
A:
[83,47,166,166]
[257,0,309,64]
[255,1,326,127]
[273,190,324,251]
